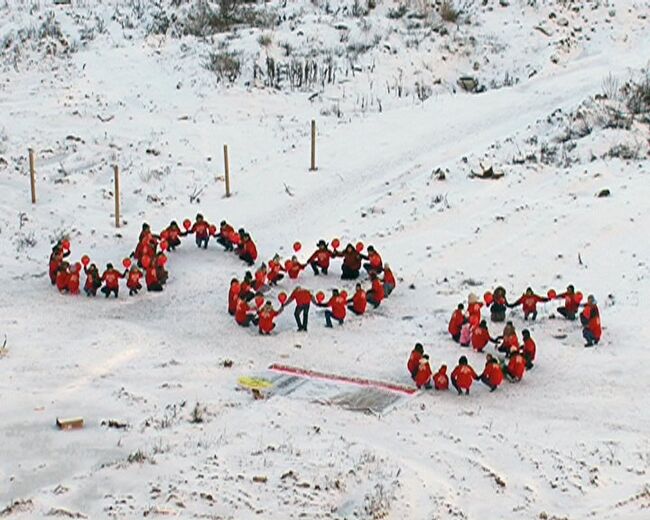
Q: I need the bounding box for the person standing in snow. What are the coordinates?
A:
[521,329,536,368]
[509,287,548,321]
[228,278,240,316]
[467,293,483,321]
[580,295,602,347]
[407,343,424,380]
[451,356,480,395]
[55,262,70,293]
[285,286,315,332]
[189,214,211,249]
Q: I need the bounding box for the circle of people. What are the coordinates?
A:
[47,214,397,335]
[407,285,602,394]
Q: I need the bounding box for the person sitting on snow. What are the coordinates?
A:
[557,284,581,320]
[509,287,548,321]
[258,301,283,335]
[415,355,433,389]
[506,349,526,381]
[433,365,449,390]
[479,354,504,392]
[490,286,509,322]
[307,240,333,276]
[317,289,347,328]
[521,329,536,368]
[348,284,368,316]
[383,264,396,296]
[362,245,383,275]
[471,320,496,352]
[335,243,363,280]
[496,321,519,354]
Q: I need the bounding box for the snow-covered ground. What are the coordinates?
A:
[1,1,649,518]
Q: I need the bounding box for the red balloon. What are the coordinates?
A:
[547,289,557,299]
[160,240,169,251]
[483,291,494,305]
[81,255,90,266]
[575,292,583,303]
[293,241,302,252]
[331,238,340,250]
[254,295,264,309]
[355,242,364,253]
[61,239,70,250]
[209,225,217,236]
[278,292,288,305]
[340,290,348,301]
[469,314,480,327]
[316,291,325,303]
[284,259,292,271]
[122,258,132,269]
[157,255,167,266]
[183,219,192,231]
[141,256,151,268]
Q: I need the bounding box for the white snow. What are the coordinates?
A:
[1,0,649,518]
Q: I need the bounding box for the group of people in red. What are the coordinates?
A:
[48,213,257,298]
[406,283,602,395]
[229,239,397,334]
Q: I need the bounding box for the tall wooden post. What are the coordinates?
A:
[310,119,317,171]
[113,165,120,228]
[223,144,231,197]
[28,148,36,203]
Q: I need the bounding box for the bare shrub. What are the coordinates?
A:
[204,51,241,83]
[439,0,459,23]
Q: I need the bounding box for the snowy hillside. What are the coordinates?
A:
[1,0,650,519]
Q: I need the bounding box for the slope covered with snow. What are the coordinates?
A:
[0,1,649,518]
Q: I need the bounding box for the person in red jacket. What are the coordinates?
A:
[317,289,347,327]
[162,221,182,251]
[145,264,163,292]
[415,355,433,389]
[471,320,496,352]
[84,263,101,296]
[448,304,465,342]
[228,278,240,315]
[101,263,123,298]
[189,214,211,249]
[55,262,70,293]
[506,350,526,381]
[496,321,519,354]
[285,286,314,332]
[557,284,581,320]
[216,220,236,251]
[509,287,548,321]
[126,266,143,296]
[335,243,363,280]
[285,256,305,279]
[49,242,69,285]
[267,256,285,285]
[489,286,509,323]
[308,240,332,275]
[254,264,267,291]
[258,301,283,335]
[521,329,536,368]
[239,271,255,301]
[238,233,257,266]
[451,356,479,395]
[383,264,396,296]
[433,365,449,390]
[479,354,504,392]
[407,343,424,380]
[66,263,81,294]
[362,245,383,275]
[580,295,602,347]
[467,293,483,320]
[235,295,258,327]
[348,284,368,315]
[367,273,385,308]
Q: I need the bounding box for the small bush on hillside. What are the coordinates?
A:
[205,50,241,83]
[439,0,459,23]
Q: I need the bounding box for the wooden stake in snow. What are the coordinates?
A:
[28,148,36,204]
[310,120,317,171]
[113,165,120,228]
[223,144,231,197]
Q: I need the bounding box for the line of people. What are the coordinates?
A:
[449,285,602,348]
[407,344,529,395]
[229,239,397,334]
[48,214,257,298]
